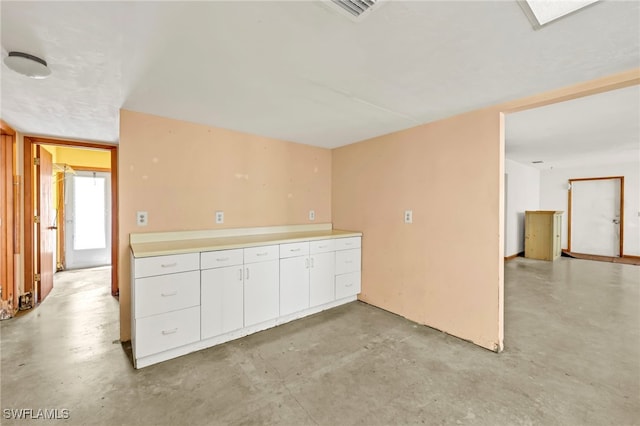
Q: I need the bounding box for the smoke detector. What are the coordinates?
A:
[3,51,51,79]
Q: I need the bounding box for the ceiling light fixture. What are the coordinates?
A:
[3,51,51,79]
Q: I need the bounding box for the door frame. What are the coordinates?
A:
[1,120,17,310]
[23,136,119,302]
[567,176,624,256]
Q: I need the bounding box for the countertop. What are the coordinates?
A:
[131,229,362,258]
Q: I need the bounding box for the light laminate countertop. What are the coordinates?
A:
[131,229,361,258]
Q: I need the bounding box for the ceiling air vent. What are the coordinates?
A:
[325,0,388,21]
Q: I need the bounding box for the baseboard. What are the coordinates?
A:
[504,251,524,261]
[622,255,640,260]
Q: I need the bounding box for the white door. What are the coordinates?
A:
[310,252,335,307]
[65,171,112,269]
[244,260,279,327]
[201,265,244,340]
[571,178,621,256]
[280,256,310,316]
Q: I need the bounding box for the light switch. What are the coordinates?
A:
[215,211,224,224]
[309,210,316,221]
[137,211,148,226]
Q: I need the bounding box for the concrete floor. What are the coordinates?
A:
[1,258,638,425]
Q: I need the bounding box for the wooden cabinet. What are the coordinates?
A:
[525,210,563,261]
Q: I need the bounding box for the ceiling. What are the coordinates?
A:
[1,1,639,148]
[506,85,640,169]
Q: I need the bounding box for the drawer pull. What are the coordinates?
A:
[345,242,353,246]
[345,282,353,287]
[290,248,301,252]
[256,252,269,256]
[318,245,326,248]
[162,328,178,335]
[216,257,230,262]
[161,291,177,297]
[161,262,177,268]
[345,260,353,264]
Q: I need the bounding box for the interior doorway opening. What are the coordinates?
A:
[23,137,118,307]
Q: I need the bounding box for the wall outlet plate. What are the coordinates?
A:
[137,211,148,226]
[309,210,315,221]
[215,211,224,224]
[404,210,413,224]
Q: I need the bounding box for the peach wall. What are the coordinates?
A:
[332,109,504,351]
[119,110,332,340]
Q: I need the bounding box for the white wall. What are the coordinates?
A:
[540,161,640,256]
[505,159,540,257]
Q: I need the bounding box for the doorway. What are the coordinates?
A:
[568,176,624,257]
[23,137,118,306]
[65,170,112,269]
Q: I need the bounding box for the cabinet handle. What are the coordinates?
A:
[162,328,178,335]
[216,257,230,262]
[246,268,250,280]
[238,268,243,281]
[318,245,326,249]
[305,258,309,269]
[345,242,353,246]
[257,252,269,256]
[345,282,353,287]
[161,262,177,268]
[290,248,301,252]
[160,291,177,297]
[345,260,353,264]
[311,257,315,268]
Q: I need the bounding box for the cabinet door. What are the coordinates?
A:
[280,256,310,316]
[201,265,244,340]
[310,252,335,307]
[244,260,279,327]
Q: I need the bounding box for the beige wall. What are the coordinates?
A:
[119,109,332,340]
[332,109,505,351]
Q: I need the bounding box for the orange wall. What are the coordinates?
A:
[118,109,332,340]
[332,109,505,351]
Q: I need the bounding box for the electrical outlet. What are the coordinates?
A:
[404,210,413,224]
[215,211,224,224]
[136,211,148,226]
[309,210,316,221]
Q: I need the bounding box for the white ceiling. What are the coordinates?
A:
[1,1,639,148]
[506,85,640,169]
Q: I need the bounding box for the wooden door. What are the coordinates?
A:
[36,146,55,303]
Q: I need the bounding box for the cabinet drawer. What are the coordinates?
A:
[310,239,335,254]
[244,245,279,263]
[280,242,309,258]
[201,249,243,270]
[335,249,361,275]
[334,237,361,251]
[134,253,199,278]
[336,271,361,299]
[134,306,200,358]
[134,270,200,319]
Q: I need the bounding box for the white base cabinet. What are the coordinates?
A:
[131,235,361,369]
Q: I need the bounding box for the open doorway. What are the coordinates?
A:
[22,137,118,307]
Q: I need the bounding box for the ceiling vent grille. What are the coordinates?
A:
[325,0,387,21]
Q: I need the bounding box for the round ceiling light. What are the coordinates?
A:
[3,51,51,79]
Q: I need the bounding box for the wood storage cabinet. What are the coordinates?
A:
[525,211,563,261]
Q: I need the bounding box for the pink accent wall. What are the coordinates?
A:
[332,109,505,351]
[119,109,332,340]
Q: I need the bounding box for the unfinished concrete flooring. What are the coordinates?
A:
[1,258,639,425]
